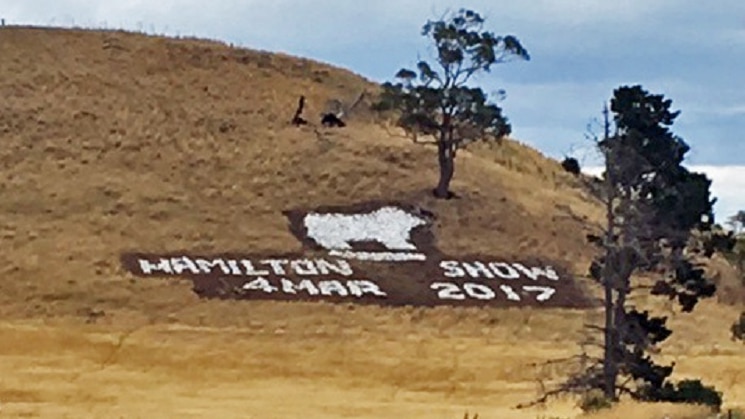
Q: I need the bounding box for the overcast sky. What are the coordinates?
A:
[2,1,744,221]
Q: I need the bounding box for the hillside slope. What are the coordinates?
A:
[0,27,742,418]
[0,26,604,318]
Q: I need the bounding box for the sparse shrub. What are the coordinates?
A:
[733,236,745,285]
[560,157,581,176]
[640,379,723,411]
[729,408,745,419]
[579,389,612,413]
[732,311,745,342]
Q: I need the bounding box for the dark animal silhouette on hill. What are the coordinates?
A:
[288,94,348,128]
[291,95,308,126]
[321,113,346,128]
[561,157,581,176]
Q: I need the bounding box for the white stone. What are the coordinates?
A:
[303,206,427,251]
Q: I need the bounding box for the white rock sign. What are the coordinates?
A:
[302,206,429,261]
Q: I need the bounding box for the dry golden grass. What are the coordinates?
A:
[0,26,742,418]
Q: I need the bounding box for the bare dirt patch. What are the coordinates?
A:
[122,201,596,309]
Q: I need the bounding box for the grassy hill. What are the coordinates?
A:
[0,26,742,418]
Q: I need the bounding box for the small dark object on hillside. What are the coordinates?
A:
[561,157,581,176]
[412,207,435,220]
[701,230,736,257]
[431,189,457,200]
[586,234,603,247]
[732,311,745,342]
[321,113,346,127]
[291,95,308,126]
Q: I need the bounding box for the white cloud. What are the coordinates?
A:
[6,1,743,64]
[692,166,745,221]
[694,105,745,118]
[6,0,740,45]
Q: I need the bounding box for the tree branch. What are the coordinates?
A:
[617,384,642,399]
[584,324,606,333]
[456,64,482,86]
[527,354,598,368]
[515,366,603,410]
[515,388,567,409]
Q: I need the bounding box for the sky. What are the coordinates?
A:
[2,1,744,221]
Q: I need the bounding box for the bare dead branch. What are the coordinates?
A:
[527,355,593,368]
[346,90,368,115]
[290,95,308,126]
[515,387,567,409]
[584,324,606,333]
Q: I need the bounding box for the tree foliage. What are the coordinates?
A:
[641,379,723,408]
[592,85,732,407]
[727,210,745,234]
[718,215,745,283]
[527,85,733,411]
[373,9,529,198]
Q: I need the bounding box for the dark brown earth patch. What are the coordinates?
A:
[120,253,597,309]
[120,201,597,309]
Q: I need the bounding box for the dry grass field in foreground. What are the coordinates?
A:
[0,27,743,418]
[0,301,742,418]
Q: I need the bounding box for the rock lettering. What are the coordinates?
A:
[431,282,556,303]
[242,278,387,298]
[136,256,354,277]
[439,260,559,281]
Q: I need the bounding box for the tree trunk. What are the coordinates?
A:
[434,139,455,199]
[601,103,619,401]
[602,263,618,401]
